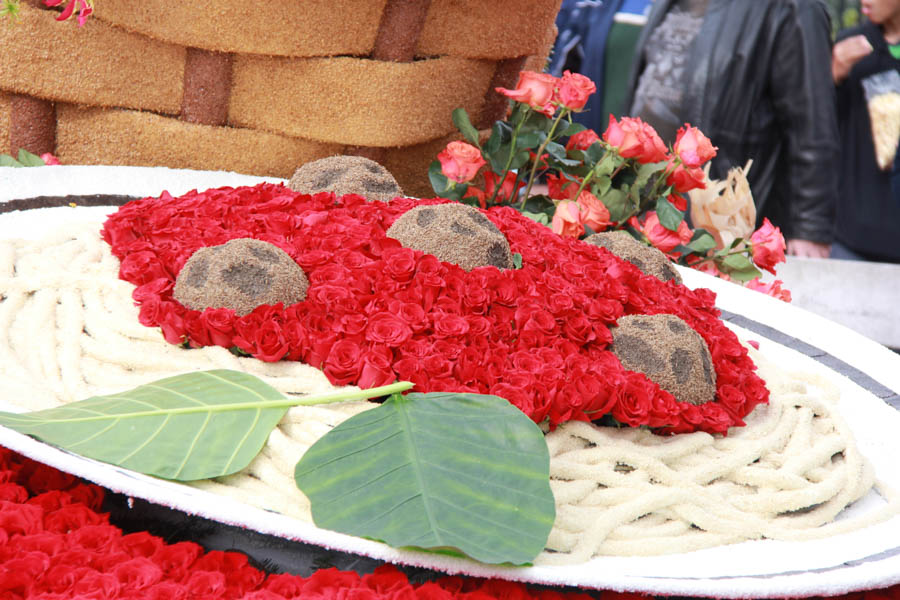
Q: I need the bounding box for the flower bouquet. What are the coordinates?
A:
[428,70,791,300]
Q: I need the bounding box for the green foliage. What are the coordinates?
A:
[0,149,46,167]
[295,392,555,565]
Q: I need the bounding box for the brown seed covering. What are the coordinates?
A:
[611,314,716,406]
[288,155,403,202]
[8,94,54,156]
[585,231,682,285]
[174,239,308,317]
[55,106,341,177]
[181,48,233,126]
[386,203,513,271]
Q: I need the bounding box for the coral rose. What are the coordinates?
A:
[576,191,611,232]
[437,141,485,183]
[551,200,584,238]
[640,211,692,254]
[666,160,707,193]
[603,115,668,163]
[673,124,717,168]
[749,218,786,274]
[565,128,601,152]
[556,70,596,111]
[496,71,557,116]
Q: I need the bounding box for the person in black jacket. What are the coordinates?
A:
[830,0,900,263]
[625,0,840,258]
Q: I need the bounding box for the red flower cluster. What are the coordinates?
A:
[0,446,630,600]
[101,184,768,434]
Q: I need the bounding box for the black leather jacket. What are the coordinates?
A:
[625,0,839,243]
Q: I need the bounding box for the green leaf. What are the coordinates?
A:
[687,231,718,254]
[515,131,543,150]
[17,148,45,167]
[0,371,288,481]
[510,149,531,170]
[0,372,413,481]
[512,252,524,268]
[562,121,587,137]
[600,188,629,223]
[521,211,550,226]
[452,108,481,147]
[295,392,555,565]
[718,254,762,282]
[0,154,23,167]
[655,196,684,232]
[484,122,506,157]
[428,160,452,195]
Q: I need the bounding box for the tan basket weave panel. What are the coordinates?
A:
[56,106,341,178]
[229,56,495,147]
[94,0,387,58]
[0,4,184,114]
[381,133,461,198]
[0,92,9,154]
[417,0,563,59]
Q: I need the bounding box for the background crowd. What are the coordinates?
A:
[550,0,900,264]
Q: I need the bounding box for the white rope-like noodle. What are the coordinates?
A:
[0,220,897,561]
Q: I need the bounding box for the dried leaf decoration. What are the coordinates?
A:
[295,392,556,565]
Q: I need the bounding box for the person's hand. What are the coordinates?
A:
[786,239,831,258]
[832,35,873,83]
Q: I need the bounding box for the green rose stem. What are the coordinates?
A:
[521,107,571,202]
[485,104,529,207]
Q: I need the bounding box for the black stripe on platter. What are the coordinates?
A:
[0,195,139,213]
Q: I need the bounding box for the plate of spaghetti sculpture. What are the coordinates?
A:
[0,166,899,598]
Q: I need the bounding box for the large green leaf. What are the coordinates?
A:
[0,371,412,481]
[295,392,555,565]
[0,370,287,480]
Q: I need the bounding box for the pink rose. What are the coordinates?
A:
[603,115,668,164]
[575,190,611,232]
[555,70,596,111]
[640,211,692,254]
[495,71,557,116]
[673,124,717,167]
[565,128,601,152]
[40,153,61,166]
[437,141,485,184]
[746,278,792,302]
[749,218,786,274]
[551,200,584,238]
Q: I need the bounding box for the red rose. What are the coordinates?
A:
[639,211,692,255]
[185,570,227,597]
[565,129,601,152]
[673,124,717,167]
[545,173,580,201]
[253,319,290,362]
[71,570,121,598]
[323,340,363,385]
[495,70,557,116]
[432,313,470,338]
[198,308,236,347]
[382,247,419,282]
[358,345,396,389]
[118,250,171,286]
[151,541,202,578]
[120,531,164,559]
[43,504,107,533]
[555,70,596,111]
[611,375,657,426]
[113,557,164,590]
[365,312,413,347]
[437,141,486,184]
[69,523,120,553]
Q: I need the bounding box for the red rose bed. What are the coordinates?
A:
[100,183,767,434]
